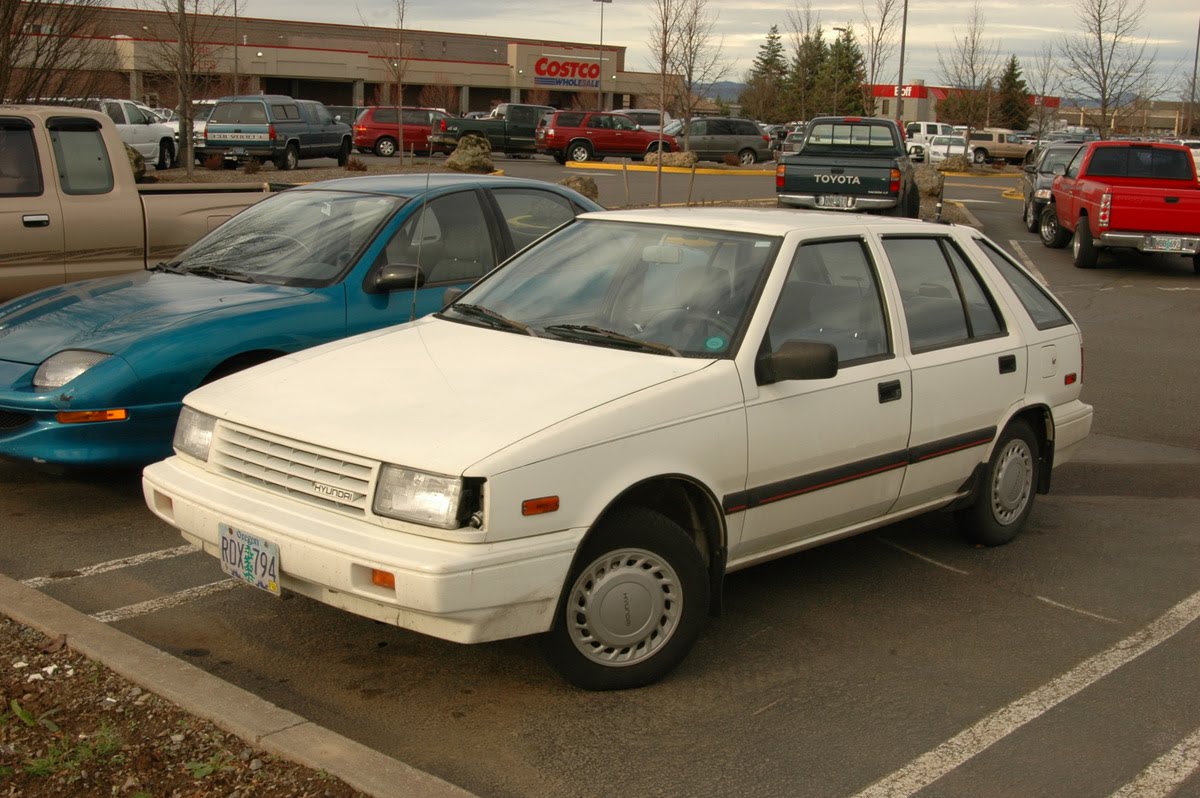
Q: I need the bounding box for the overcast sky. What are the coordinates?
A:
[241,0,1199,97]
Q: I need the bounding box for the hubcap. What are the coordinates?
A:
[378,140,395,156]
[991,439,1033,525]
[566,548,681,667]
[571,146,589,162]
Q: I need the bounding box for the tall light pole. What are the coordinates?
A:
[895,0,908,122]
[594,0,611,111]
[832,26,847,115]
[232,0,238,95]
[1188,14,1199,135]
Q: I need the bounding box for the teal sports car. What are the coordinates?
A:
[0,174,600,466]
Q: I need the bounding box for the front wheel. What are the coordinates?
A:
[973,148,988,164]
[954,420,1040,546]
[738,148,757,166]
[1023,200,1040,233]
[1072,217,1099,268]
[1039,206,1071,248]
[540,506,709,690]
[156,140,175,170]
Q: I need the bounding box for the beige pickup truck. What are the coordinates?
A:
[0,106,279,299]
[966,128,1035,164]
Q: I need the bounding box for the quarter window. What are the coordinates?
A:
[974,239,1072,330]
[491,189,576,251]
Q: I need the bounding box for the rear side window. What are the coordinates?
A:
[48,118,113,195]
[883,236,1006,352]
[372,108,399,124]
[555,112,585,127]
[492,188,576,251]
[974,239,1072,330]
[211,102,268,124]
[0,120,44,197]
[733,120,761,136]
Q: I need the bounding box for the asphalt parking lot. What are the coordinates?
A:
[2,173,1199,797]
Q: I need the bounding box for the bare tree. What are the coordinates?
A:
[646,0,679,205]
[1024,43,1061,137]
[1,0,118,103]
[418,76,459,113]
[360,0,409,156]
[858,0,901,116]
[1058,0,1172,139]
[669,0,730,131]
[936,1,1000,133]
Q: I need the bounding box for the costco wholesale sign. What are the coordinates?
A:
[534,57,600,89]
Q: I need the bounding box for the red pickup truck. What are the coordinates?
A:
[1039,141,1200,272]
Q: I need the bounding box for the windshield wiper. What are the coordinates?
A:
[147,260,184,273]
[181,265,255,283]
[448,303,537,336]
[543,324,679,356]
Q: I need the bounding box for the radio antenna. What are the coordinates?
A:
[410,152,435,321]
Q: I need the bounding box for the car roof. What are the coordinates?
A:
[578,207,947,237]
[291,173,600,204]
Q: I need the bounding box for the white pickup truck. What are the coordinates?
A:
[0,105,281,299]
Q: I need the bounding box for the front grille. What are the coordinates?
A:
[0,410,34,431]
[213,424,375,517]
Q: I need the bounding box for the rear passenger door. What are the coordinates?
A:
[879,234,1026,512]
[584,114,619,156]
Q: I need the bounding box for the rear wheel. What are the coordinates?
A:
[374,137,397,157]
[955,420,1039,547]
[906,186,921,218]
[738,148,757,166]
[275,144,299,171]
[568,141,593,162]
[1039,206,1071,248]
[1072,217,1099,268]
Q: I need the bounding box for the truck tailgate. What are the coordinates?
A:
[1108,185,1200,234]
[780,157,895,197]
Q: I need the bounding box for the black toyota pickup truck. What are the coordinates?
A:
[776,116,919,217]
[428,103,554,156]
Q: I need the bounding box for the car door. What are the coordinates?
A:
[584,114,619,156]
[686,119,714,158]
[119,101,156,159]
[0,116,65,297]
[735,236,911,559]
[878,233,1027,511]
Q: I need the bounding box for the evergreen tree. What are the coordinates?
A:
[812,27,868,116]
[739,25,789,121]
[783,29,828,122]
[995,55,1030,130]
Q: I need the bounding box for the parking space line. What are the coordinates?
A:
[1036,596,1120,624]
[1008,240,1049,286]
[21,545,200,589]
[90,580,242,624]
[877,539,970,575]
[1109,724,1200,798]
[851,588,1200,798]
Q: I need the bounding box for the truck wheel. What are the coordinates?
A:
[568,141,593,162]
[540,506,709,690]
[275,144,299,171]
[738,148,757,166]
[1194,253,1200,274]
[336,138,351,167]
[156,140,175,170]
[974,148,988,164]
[374,137,397,157]
[1039,206,1070,248]
[1072,217,1099,268]
[954,419,1039,547]
[907,187,921,218]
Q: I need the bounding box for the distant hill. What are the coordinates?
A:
[705,81,745,102]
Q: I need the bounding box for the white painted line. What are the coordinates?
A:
[22,545,200,589]
[1110,724,1200,798]
[91,580,242,624]
[852,588,1200,798]
[1008,240,1049,286]
[1036,596,1120,624]
[877,539,970,576]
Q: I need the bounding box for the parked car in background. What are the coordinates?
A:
[925,134,976,166]
[620,109,673,132]
[429,103,553,157]
[779,131,805,155]
[143,207,1092,690]
[905,121,957,161]
[0,174,602,467]
[535,110,676,163]
[197,95,352,170]
[967,128,1035,164]
[1020,143,1084,232]
[1040,140,1200,271]
[353,106,450,156]
[324,106,366,125]
[664,116,772,164]
[158,99,217,158]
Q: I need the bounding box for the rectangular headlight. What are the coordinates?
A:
[373,464,463,529]
[173,407,217,462]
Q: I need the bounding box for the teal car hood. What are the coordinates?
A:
[0,272,310,365]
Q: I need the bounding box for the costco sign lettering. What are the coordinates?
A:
[534,57,600,89]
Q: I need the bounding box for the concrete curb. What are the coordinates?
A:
[566,161,775,176]
[0,574,477,798]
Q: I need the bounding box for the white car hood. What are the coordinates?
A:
[189,317,715,475]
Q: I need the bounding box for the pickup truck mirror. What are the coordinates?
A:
[368,263,425,294]
[755,340,838,385]
[1053,164,1067,177]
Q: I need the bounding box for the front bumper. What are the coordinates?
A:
[1098,232,1200,256]
[142,457,585,644]
[0,399,179,467]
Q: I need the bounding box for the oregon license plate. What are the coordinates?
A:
[1147,235,1182,252]
[818,194,850,209]
[219,524,280,596]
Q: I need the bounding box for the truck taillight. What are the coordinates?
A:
[1099,191,1111,228]
[890,168,901,194]
[776,163,785,189]
[268,124,277,140]
[438,118,447,132]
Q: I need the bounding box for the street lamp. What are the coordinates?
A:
[895,0,909,123]
[594,0,611,111]
[232,0,238,95]
[832,26,847,115]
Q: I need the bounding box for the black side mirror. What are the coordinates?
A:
[368,263,424,294]
[755,340,838,385]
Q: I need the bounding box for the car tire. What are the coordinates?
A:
[374,137,397,157]
[552,152,567,165]
[1039,206,1071,248]
[1023,200,1040,233]
[275,144,299,171]
[156,140,175,170]
[738,148,757,166]
[540,506,709,690]
[954,419,1039,547]
[907,186,921,218]
[1193,252,1200,274]
[1072,217,1099,268]
[974,148,988,164]
[568,141,592,163]
[336,138,351,167]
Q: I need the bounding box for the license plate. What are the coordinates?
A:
[1146,235,1182,252]
[228,147,247,156]
[818,195,850,209]
[219,524,281,596]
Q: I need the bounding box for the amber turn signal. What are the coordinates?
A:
[522,496,560,516]
[371,569,396,589]
[55,409,128,424]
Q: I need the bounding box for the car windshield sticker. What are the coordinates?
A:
[705,336,725,351]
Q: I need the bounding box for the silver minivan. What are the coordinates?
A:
[665,116,772,165]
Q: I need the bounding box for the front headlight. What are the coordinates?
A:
[33,350,110,390]
[1034,188,1052,200]
[173,407,217,462]
[373,465,464,529]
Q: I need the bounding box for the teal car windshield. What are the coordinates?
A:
[444,219,779,357]
[170,190,405,287]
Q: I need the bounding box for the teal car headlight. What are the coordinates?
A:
[33,350,111,390]
[373,465,464,528]
[173,407,217,462]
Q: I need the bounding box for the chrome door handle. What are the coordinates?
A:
[22,214,50,228]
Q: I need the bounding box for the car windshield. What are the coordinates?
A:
[170,190,404,286]
[442,219,779,357]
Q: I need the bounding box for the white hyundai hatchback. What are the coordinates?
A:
[143,209,1093,690]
